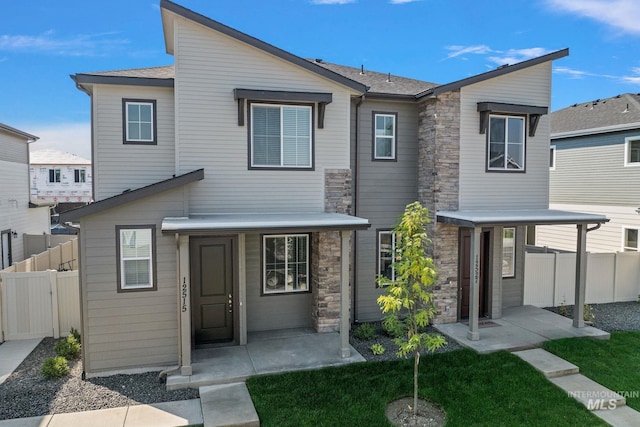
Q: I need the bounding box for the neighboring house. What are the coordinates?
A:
[536,94,640,253]
[0,124,51,268]
[61,0,606,377]
[30,149,93,206]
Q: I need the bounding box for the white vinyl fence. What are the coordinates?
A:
[524,251,640,307]
[0,270,80,341]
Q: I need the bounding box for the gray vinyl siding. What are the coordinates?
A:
[352,99,419,322]
[459,63,552,209]
[172,18,355,214]
[245,234,312,331]
[550,129,640,206]
[502,226,526,308]
[80,187,187,373]
[92,85,175,201]
[0,129,28,164]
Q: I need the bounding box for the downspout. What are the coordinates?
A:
[352,94,365,322]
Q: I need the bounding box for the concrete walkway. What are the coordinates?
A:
[514,348,640,427]
[0,339,41,385]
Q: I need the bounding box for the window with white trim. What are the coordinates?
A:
[624,137,640,166]
[502,227,515,277]
[251,104,312,168]
[373,113,397,160]
[378,230,396,282]
[48,169,61,183]
[117,226,155,291]
[74,169,86,183]
[123,100,156,144]
[263,234,309,294]
[488,115,525,171]
[623,227,639,251]
[550,145,556,170]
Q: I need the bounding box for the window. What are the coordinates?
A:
[377,230,396,283]
[74,169,86,183]
[116,226,156,291]
[48,169,61,183]
[624,137,640,166]
[263,234,309,294]
[250,104,312,168]
[623,227,639,251]
[550,145,556,170]
[123,99,157,144]
[502,227,515,277]
[488,115,525,171]
[373,113,397,160]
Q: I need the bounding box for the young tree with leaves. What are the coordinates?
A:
[377,201,447,416]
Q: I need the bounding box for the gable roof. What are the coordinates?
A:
[160,0,367,94]
[551,93,640,138]
[0,123,39,142]
[30,149,90,165]
[60,169,204,222]
[72,65,175,92]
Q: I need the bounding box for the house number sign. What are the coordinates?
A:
[473,253,480,284]
[181,278,188,312]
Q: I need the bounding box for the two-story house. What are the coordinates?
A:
[61,0,607,377]
[536,94,640,253]
[0,124,51,268]
[30,149,93,207]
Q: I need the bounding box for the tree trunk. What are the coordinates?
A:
[414,350,420,416]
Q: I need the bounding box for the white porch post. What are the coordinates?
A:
[573,224,587,328]
[340,230,350,358]
[467,226,481,341]
[178,235,192,376]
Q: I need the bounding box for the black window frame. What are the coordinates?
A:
[486,114,527,173]
[260,233,311,296]
[372,111,398,162]
[115,224,158,293]
[122,99,158,145]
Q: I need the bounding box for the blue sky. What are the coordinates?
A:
[1,0,639,159]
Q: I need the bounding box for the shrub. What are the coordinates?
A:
[42,356,69,380]
[382,317,404,338]
[70,327,81,344]
[370,343,385,355]
[584,304,595,322]
[353,323,376,341]
[54,335,81,360]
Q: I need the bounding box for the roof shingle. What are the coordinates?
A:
[551,93,640,134]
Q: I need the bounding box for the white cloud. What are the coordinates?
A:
[390,0,421,4]
[555,66,640,86]
[444,45,493,59]
[554,66,595,79]
[487,48,552,65]
[311,0,355,4]
[545,0,640,35]
[28,123,91,160]
[0,31,129,56]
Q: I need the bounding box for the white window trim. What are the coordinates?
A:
[250,103,313,168]
[373,113,397,160]
[502,227,516,278]
[621,226,640,252]
[550,145,556,170]
[262,234,309,294]
[118,227,155,291]
[623,136,640,167]
[487,114,526,172]
[125,101,155,143]
[378,230,396,283]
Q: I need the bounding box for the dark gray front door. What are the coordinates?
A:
[190,237,235,346]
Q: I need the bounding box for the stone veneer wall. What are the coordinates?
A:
[418,91,461,324]
[311,169,352,332]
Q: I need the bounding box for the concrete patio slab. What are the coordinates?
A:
[0,339,41,385]
[0,415,53,427]
[47,407,128,427]
[550,374,626,410]
[200,383,259,427]
[513,348,579,378]
[594,405,640,427]
[124,399,203,427]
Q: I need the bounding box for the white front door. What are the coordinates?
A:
[1,230,11,269]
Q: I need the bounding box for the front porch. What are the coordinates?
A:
[435,305,610,354]
[166,328,365,390]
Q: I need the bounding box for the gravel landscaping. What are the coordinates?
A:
[0,337,198,421]
[544,301,640,332]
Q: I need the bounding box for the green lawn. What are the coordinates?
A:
[544,331,640,411]
[246,349,604,427]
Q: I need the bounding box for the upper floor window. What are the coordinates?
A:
[74,169,86,183]
[377,230,396,284]
[263,234,309,294]
[624,137,640,166]
[117,226,156,291]
[250,104,312,169]
[48,169,61,183]
[502,227,516,277]
[623,227,639,251]
[373,112,397,160]
[488,115,525,171]
[550,145,556,170]
[123,99,157,144]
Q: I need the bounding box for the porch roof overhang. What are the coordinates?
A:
[162,212,370,235]
[436,209,609,228]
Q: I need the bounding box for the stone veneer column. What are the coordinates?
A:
[418,91,461,324]
[311,169,352,333]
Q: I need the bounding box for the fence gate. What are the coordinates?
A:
[1,271,58,340]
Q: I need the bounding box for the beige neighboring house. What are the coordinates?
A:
[61,0,607,378]
[0,124,51,268]
[30,149,92,206]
